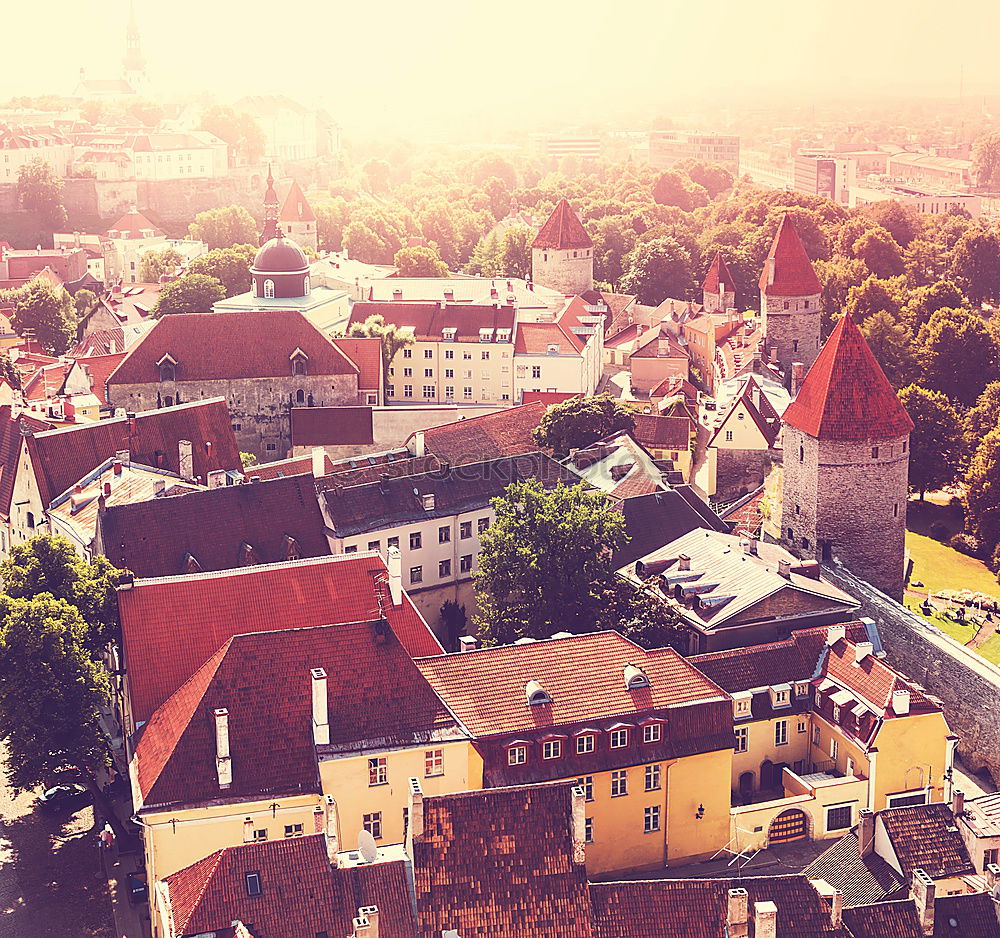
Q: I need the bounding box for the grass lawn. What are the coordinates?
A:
[976,632,1000,667]
[906,531,1000,602]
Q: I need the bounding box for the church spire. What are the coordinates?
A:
[123,0,146,74]
[260,165,280,246]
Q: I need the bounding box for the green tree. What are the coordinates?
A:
[919,307,1000,405]
[0,534,127,655]
[473,480,629,643]
[0,353,20,390]
[0,593,126,837]
[393,245,449,277]
[186,244,256,296]
[972,132,1000,189]
[16,157,66,229]
[904,238,952,288]
[852,227,905,278]
[903,280,969,330]
[678,160,733,199]
[73,288,98,319]
[861,312,920,389]
[189,205,257,251]
[651,170,693,210]
[5,280,76,353]
[964,426,1000,556]
[860,200,919,248]
[198,106,265,163]
[950,226,1000,304]
[346,314,414,393]
[362,159,391,195]
[897,385,965,498]
[965,382,1000,450]
[314,199,350,253]
[843,275,906,324]
[240,452,258,469]
[589,215,637,288]
[139,246,183,284]
[533,394,635,456]
[153,273,226,317]
[815,256,868,333]
[619,236,695,305]
[466,225,533,279]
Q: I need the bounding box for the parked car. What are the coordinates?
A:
[126,870,147,905]
[37,783,92,814]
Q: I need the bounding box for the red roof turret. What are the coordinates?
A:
[702,252,736,294]
[279,179,315,224]
[532,199,592,250]
[758,214,822,296]
[781,314,914,441]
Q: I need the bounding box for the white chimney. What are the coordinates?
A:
[405,777,424,855]
[311,667,329,745]
[458,635,478,653]
[311,446,325,478]
[778,559,792,578]
[892,688,911,716]
[985,863,1000,901]
[178,439,193,479]
[911,869,936,937]
[753,901,777,938]
[857,808,875,857]
[570,784,586,864]
[810,879,842,927]
[854,642,873,665]
[353,914,372,938]
[826,624,846,646]
[358,906,379,938]
[727,888,748,938]
[386,547,402,606]
[413,430,425,457]
[214,708,232,789]
[243,816,254,843]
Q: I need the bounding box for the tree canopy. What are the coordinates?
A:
[189,205,258,251]
[619,236,695,305]
[533,394,635,455]
[346,314,414,392]
[153,273,226,317]
[139,246,183,284]
[198,106,265,164]
[393,245,449,277]
[17,157,66,229]
[3,280,76,354]
[897,385,965,498]
[186,244,256,296]
[918,307,999,405]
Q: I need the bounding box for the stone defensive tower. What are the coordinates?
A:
[780,313,914,601]
[701,252,736,312]
[531,199,593,295]
[759,214,822,387]
[279,179,318,252]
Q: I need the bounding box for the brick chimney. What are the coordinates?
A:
[791,362,805,398]
[405,777,424,856]
[810,879,843,927]
[324,794,340,863]
[214,707,232,789]
[753,900,777,938]
[952,788,965,817]
[857,808,875,857]
[311,668,329,745]
[911,869,936,936]
[243,816,254,843]
[386,546,402,606]
[726,888,748,938]
[178,439,193,479]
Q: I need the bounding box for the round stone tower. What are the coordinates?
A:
[531,199,593,295]
[760,214,823,387]
[780,313,913,600]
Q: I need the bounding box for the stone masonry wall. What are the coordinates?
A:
[109,374,358,460]
[531,247,593,295]
[824,563,1000,785]
[760,293,821,381]
[715,448,773,500]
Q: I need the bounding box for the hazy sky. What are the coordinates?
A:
[4,0,998,135]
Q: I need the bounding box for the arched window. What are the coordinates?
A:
[160,361,175,382]
[264,279,275,299]
[295,389,305,404]
[293,358,307,376]
[303,275,310,293]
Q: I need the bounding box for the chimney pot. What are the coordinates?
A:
[458,635,478,653]
[778,558,792,578]
[243,816,254,843]
[570,784,586,864]
[753,900,777,938]
[311,446,326,478]
[214,707,232,788]
[727,888,749,938]
[826,624,846,646]
[413,430,425,458]
[678,553,691,572]
[854,641,873,665]
[952,788,965,817]
[892,688,911,716]
[112,459,123,475]
[311,667,330,746]
[858,808,875,857]
[178,439,193,479]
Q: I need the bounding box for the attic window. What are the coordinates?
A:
[546,344,560,355]
[794,682,809,698]
[733,691,752,719]
[245,871,262,897]
[291,350,308,377]
[157,353,177,383]
[624,664,650,690]
[525,680,551,706]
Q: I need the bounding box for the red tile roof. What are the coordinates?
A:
[22,361,71,401]
[841,900,922,938]
[69,353,127,405]
[416,632,726,738]
[521,391,578,406]
[26,398,241,506]
[515,320,584,355]
[416,401,546,465]
[291,406,373,447]
[709,377,781,448]
[331,336,381,390]
[108,310,359,385]
[781,314,914,441]
[106,209,163,240]
[413,783,593,938]
[69,327,127,358]
[135,621,460,808]
[0,406,51,520]
[758,214,822,296]
[701,252,737,295]
[120,553,442,725]
[632,413,690,449]
[347,302,515,344]
[278,179,316,224]
[532,200,593,251]
[878,803,974,879]
[164,835,416,938]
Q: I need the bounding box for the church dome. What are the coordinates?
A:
[252,234,309,275]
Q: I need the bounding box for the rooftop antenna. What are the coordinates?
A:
[358,828,378,864]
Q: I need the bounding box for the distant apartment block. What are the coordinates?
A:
[634,130,740,172]
[530,133,602,162]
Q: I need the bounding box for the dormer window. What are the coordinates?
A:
[769,684,791,708]
[157,353,177,383]
[624,664,650,690]
[542,739,562,760]
[795,682,809,698]
[733,691,752,719]
[642,722,661,743]
[507,742,528,765]
[443,328,457,342]
[576,733,596,754]
[525,680,551,706]
[609,728,629,749]
[546,343,559,355]
[290,348,308,376]
[264,279,275,298]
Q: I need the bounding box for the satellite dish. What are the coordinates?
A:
[358,829,378,864]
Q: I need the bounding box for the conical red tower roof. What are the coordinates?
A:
[782,314,914,441]
[279,179,316,223]
[758,214,822,296]
[702,252,736,294]
[532,199,592,250]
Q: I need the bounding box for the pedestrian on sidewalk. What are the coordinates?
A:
[100,822,115,854]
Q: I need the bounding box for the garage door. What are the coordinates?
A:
[768,809,807,845]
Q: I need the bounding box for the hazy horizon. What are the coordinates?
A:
[4,0,999,137]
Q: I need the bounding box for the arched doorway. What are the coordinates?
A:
[760,760,777,789]
[738,772,754,802]
[768,809,808,846]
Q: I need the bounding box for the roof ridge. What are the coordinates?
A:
[168,847,226,932]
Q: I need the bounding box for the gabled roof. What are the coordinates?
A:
[108,310,359,384]
[841,900,922,938]
[532,199,593,251]
[106,209,163,240]
[120,553,443,726]
[802,832,905,907]
[330,336,381,391]
[347,302,515,344]
[709,376,781,449]
[879,804,975,879]
[135,622,461,809]
[98,474,330,579]
[759,214,822,296]
[702,252,737,295]
[632,413,690,449]
[824,637,936,717]
[514,320,584,355]
[781,314,914,441]
[164,835,416,938]
[0,406,51,520]
[414,401,547,465]
[416,631,727,738]
[26,398,240,506]
[279,179,315,224]
[413,783,593,938]
[61,352,127,406]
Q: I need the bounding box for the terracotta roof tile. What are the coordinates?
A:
[108,310,359,385]
[532,200,593,251]
[413,783,593,938]
[278,179,316,224]
[632,414,690,449]
[417,401,547,465]
[879,804,975,879]
[781,314,914,441]
[165,835,416,938]
[68,353,127,405]
[758,214,822,296]
[291,406,374,447]
[120,553,443,726]
[824,638,935,716]
[106,210,164,240]
[702,252,737,295]
[514,320,584,355]
[521,391,578,406]
[330,336,381,390]
[802,832,904,907]
[26,398,241,506]
[348,302,515,344]
[136,622,459,808]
